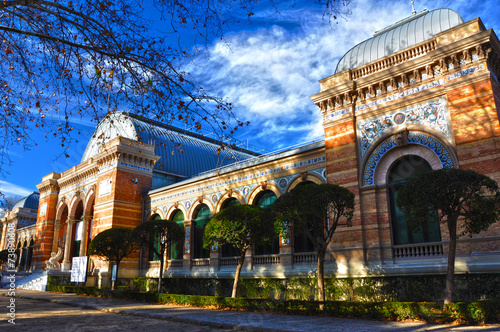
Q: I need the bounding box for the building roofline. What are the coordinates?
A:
[146,138,325,196]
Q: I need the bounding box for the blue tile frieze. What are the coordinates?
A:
[148,167,326,210]
[326,64,485,120]
[358,98,450,158]
[363,132,454,186]
[149,157,326,205]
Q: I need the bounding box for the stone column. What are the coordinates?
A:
[279,229,293,265]
[79,214,91,257]
[209,243,220,268]
[182,220,192,269]
[62,218,75,271]
[0,220,7,250]
[52,220,61,253]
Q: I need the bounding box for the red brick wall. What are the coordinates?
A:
[33,190,59,268]
[447,76,500,250]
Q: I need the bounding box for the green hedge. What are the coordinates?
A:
[45,285,500,324]
[112,274,500,302]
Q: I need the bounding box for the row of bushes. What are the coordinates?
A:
[47,274,500,302]
[46,285,500,324]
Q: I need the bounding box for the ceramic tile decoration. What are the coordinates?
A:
[363,132,454,186]
[358,98,450,158]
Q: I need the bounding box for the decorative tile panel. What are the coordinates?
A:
[363,132,454,186]
[358,98,450,158]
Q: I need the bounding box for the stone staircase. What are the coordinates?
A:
[1,271,47,291]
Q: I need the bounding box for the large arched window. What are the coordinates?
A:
[169,210,185,260]
[254,191,279,255]
[388,155,441,245]
[148,214,162,261]
[221,198,241,257]
[193,204,211,259]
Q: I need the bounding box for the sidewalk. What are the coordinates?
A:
[2,289,499,332]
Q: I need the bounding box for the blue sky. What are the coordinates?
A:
[1,0,499,199]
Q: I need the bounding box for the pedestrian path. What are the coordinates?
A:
[2,289,499,331]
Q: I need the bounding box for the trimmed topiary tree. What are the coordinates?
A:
[203,204,276,298]
[397,168,500,304]
[134,220,185,293]
[88,227,140,290]
[272,183,355,302]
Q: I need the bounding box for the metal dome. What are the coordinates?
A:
[81,112,259,178]
[335,8,464,74]
[13,192,40,211]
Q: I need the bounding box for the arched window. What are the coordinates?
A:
[72,202,84,258]
[388,155,441,245]
[26,239,34,271]
[254,191,279,255]
[293,182,315,253]
[221,198,241,257]
[193,204,211,259]
[16,242,23,268]
[169,210,185,260]
[148,214,162,261]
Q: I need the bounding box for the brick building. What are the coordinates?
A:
[1,8,499,285]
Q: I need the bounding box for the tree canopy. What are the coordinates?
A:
[273,182,355,301]
[0,0,349,193]
[87,227,140,290]
[397,168,500,303]
[134,219,184,293]
[203,204,276,297]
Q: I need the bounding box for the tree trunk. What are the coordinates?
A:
[317,249,326,302]
[157,252,165,293]
[444,220,457,305]
[232,250,246,298]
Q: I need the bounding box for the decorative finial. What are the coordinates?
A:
[411,0,417,15]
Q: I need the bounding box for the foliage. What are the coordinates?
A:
[272,183,355,301]
[88,227,140,290]
[134,219,184,293]
[397,168,500,303]
[0,194,22,216]
[397,169,499,237]
[45,284,500,324]
[203,204,276,297]
[0,249,9,265]
[0,1,350,191]
[203,204,275,252]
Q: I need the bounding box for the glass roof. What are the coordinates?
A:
[81,112,259,178]
[13,192,40,210]
[335,8,464,74]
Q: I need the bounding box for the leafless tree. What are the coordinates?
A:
[0,0,350,190]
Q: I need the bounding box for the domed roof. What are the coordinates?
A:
[13,192,40,211]
[335,8,464,74]
[81,112,259,178]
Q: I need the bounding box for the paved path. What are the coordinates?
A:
[0,296,232,331]
[1,289,499,331]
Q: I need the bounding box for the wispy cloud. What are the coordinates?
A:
[189,0,408,150]
[189,0,499,151]
[0,181,33,197]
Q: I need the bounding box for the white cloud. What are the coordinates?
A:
[0,181,33,197]
[189,0,499,151]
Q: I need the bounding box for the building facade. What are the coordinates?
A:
[1,8,499,283]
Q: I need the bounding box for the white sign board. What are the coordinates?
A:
[70,256,88,283]
[99,178,112,197]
